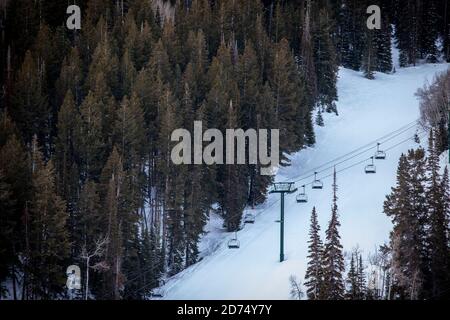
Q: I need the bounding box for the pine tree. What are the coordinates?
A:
[78,91,108,180]
[0,131,30,297]
[374,20,393,73]
[269,38,304,155]
[0,169,15,292]
[114,93,146,170]
[301,0,318,102]
[315,109,324,126]
[363,31,376,80]
[221,101,247,232]
[304,206,324,300]
[56,47,84,106]
[337,0,365,71]
[98,147,127,299]
[10,51,49,147]
[54,91,81,210]
[314,8,338,114]
[384,149,428,299]
[345,253,359,299]
[322,168,345,299]
[419,0,439,60]
[426,130,450,299]
[120,49,137,97]
[86,32,120,99]
[357,254,366,299]
[28,137,70,299]
[396,0,419,67]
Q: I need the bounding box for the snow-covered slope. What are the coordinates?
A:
[161,63,449,300]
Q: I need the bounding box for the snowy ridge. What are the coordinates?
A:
[160,63,450,300]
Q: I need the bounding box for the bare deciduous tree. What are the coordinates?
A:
[80,236,109,300]
[289,275,304,300]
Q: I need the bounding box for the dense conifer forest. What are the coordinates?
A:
[0,0,448,299]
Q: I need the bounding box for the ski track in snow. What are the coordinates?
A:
[160,63,450,300]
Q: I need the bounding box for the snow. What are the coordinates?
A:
[160,62,450,300]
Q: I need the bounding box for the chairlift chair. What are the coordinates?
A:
[312,172,323,189]
[365,157,377,174]
[150,280,165,298]
[228,232,240,249]
[296,185,308,203]
[150,288,164,298]
[374,143,386,160]
[244,213,255,224]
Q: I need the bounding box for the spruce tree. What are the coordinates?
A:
[357,254,366,299]
[314,8,338,114]
[345,253,359,299]
[426,130,450,299]
[304,206,324,300]
[384,149,428,299]
[374,22,393,73]
[363,31,376,80]
[56,47,84,106]
[322,168,345,299]
[419,0,439,60]
[28,137,70,299]
[269,38,304,155]
[54,91,81,210]
[78,91,108,180]
[10,51,49,147]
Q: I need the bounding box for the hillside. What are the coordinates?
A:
[161,62,450,300]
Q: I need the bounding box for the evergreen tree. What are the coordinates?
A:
[269,38,304,155]
[221,101,247,232]
[301,0,318,102]
[56,47,84,106]
[98,147,127,299]
[322,168,345,299]
[314,8,338,114]
[337,0,365,71]
[426,130,450,299]
[27,137,70,299]
[54,91,81,211]
[419,0,439,60]
[396,0,419,67]
[0,169,15,294]
[374,20,393,73]
[304,206,324,300]
[10,51,49,147]
[345,253,359,299]
[363,30,376,80]
[78,91,108,180]
[356,254,366,299]
[384,149,428,299]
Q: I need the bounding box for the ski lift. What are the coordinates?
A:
[244,213,255,224]
[374,143,386,160]
[365,157,376,174]
[296,185,308,203]
[312,172,323,189]
[227,232,240,249]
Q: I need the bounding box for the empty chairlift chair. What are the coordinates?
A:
[374,143,386,160]
[228,232,240,249]
[312,172,323,189]
[150,280,165,298]
[296,185,308,203]
[244,212,255,224]
[365,157,376,174]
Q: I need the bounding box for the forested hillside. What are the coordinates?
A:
[0,0,449,299]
